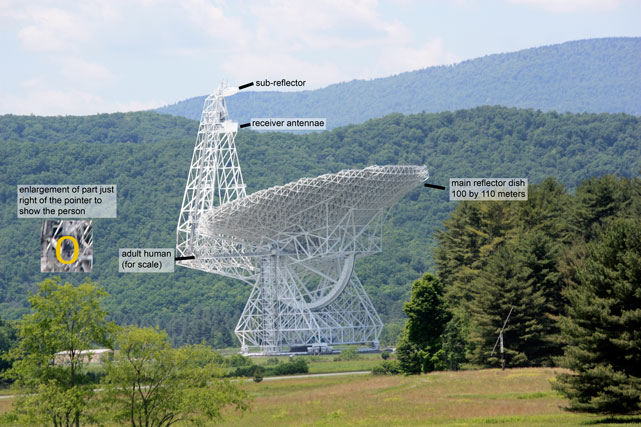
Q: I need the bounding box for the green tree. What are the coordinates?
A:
[441,311,469,371]
[101,326,249,426]
[335,347,360,361]
[517,230,565,364]
[468,242,547,367]
[560,175,641,295]
[436,201,517,308]
[252,366,264,383]
[397,273,450,374]
[437,180,571,369]
[569,174,636,242]
[3,277,114,427]
[0,316,18,376]
[395,330,422,375]
[553,219,641,414]
[515,177,569,242]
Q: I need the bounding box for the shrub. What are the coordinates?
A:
[270,357,308,376]
[230,364,258,377]
[253,366,264,383]
[335,347,360,361]
[265,357,280,365]
[372,360,401,375]
[224,354,253,367]
[229,357,308,377]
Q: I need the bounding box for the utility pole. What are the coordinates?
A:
[491,306,514,371]
[499,332,505,370]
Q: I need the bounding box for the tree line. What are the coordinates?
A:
[388,174,641,414]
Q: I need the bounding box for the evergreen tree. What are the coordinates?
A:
[560,174,641,295]
[518,231,565,363]
[515,177,570,243]
[569,174,635,242]
[436,201,517,308]
[436,180,573,369]
[468,242,547,367]
[435,202,483,303]
[553,219,641,414]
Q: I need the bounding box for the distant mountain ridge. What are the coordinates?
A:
[155,38,641,128]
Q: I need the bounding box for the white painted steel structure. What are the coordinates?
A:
[177,82,428,354]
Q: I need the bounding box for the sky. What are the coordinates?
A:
[1,0,639,116]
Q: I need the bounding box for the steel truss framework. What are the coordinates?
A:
[177,82,428,354]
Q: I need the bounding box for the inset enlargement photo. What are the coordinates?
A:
[41,220,93,273]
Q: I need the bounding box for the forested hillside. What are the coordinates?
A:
[1,107,640,347]
[156,38,641,127]
[429,176,641,371]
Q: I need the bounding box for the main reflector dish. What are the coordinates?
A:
[177,81,428,354]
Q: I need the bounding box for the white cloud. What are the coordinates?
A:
[7,1,120,52]
[358,19,459,77]
[58,57,114,83]
[238,0,459,83]
[376,37,459,77]
[507,0,622,13]
[114,99,167,113]
[16,7,86,52]
[1,0,463,114]
[250,0,386,51]
[180,0,249,49]
[0,89,164,116]
[21,76,44,88]
[222,53,345,89]
[1,89,104,115]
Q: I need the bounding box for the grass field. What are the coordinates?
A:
[218,368,641,426]
[3,366,640,425]
[252,352,383,374]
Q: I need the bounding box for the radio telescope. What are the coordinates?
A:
[177,82,428,355]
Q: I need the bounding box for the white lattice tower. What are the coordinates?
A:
[177,82,429,355]
[176,82,246,260]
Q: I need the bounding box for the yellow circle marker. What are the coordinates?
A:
[56,236,79,265]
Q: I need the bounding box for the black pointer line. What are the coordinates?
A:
[175,255,195,261]
[239,82,254,90]
[424,183,446,190]
[240,123,251,128]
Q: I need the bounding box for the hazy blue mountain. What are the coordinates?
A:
[155,38,641,128]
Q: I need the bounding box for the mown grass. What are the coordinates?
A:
[3,365,640,425]
[217,368,641,426]
[0,388,17,396]
[0,400,12,414]
[307,358,381,373]
[252,352,384,374]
